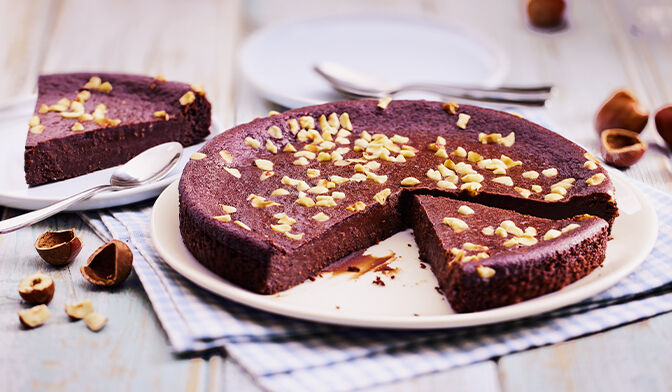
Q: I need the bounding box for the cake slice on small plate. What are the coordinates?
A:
[24,73,211,186]
[409,194,609,313]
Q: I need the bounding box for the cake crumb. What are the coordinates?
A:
[372,276,385,286]
[347,266,360,272]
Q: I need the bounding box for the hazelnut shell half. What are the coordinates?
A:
[654,105,672,148]
[35,229,83,266]
[600,128,647,168]
[18,271,55,304]
[80,240,133,287]
[595,89,649,134]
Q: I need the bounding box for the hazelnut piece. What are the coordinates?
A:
[18,304,51,328]
[18,271,55,304]
[35,229,83,266]
[595,89,649,134]
[84,313,108,332]
[526,0,566,30]
[65,299,94,319]
[80,240,133,287]
[654,105,672,148]
[600,128,647,168]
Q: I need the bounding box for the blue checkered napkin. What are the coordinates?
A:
[82,179,672,392]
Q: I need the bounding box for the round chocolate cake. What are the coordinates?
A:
[178,99,618,312]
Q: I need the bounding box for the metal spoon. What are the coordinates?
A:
[314,61,554,106]
[0,142,183,234]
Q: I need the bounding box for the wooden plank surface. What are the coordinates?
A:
[1,0,671,391]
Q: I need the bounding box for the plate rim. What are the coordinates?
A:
[238,14,509,108]
[0,95,223,211]
[150,170,658,329]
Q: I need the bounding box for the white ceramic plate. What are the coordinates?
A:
[0,96,222,211]
[150,170,657,329]
[239,16,508,108]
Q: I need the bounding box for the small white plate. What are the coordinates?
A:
[150,171,657,329]
[0,96,222,211]
[239,16,508,108]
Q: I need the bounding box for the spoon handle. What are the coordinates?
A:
[399,83,552,106]
[0,184,116,235]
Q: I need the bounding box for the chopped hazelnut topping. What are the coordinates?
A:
[373,188,392,205]
[346,201,366,212]
[223,167,241,178]
[83,76,102,89]
[377,96,392,109]
[219,150,234,164]
[329,175,349,185]
[443,101,459,114]
[79,113,93,122]
[254,159,273,171]
[522,170,539,179]
[463,242,488,251]
[299,116,315,129]
[453,146,467,157]
[267,125,283,139]
[467,151,483,163]
[283,143,297,153]
[339,113,352,130]
[29,124,44,134]
[514,187,531,198]
[332,191,345,199]
[29,115,40,127]
[500,132,515,147]
[153,110,170,120]
[271,224,292,233]
[401,177,421,186]
[248,194,280,208]
[492,176,514,187]
[543,229,562,240]
[190,152,207,160]
[584,152,599,163]
[584,160,598,170]
[293,157,310,166]
[312,212,330,222]
[586,173,606,186]
[460,182,482,195]
[481,226,495,235]
[285,232,305,240]
[500,220,525,237]
[220,204,237,214]
[494,227,508,237]
[315,197,337,207]
[191,84,206,96]
[437,180,457,189]
[71,122,84,132]
[295,196,316,207]
[426,169,442,181]
[562,223,580,233]
[542,168,559,177]
[271,188,290,196]
[307,185,329,194]
[234,220,251,231]
[38,104,49,113]
[260,171,275,181]
[435,147,448,158]
[154,74,167,82]
[458,205,475,215]
[544,193,564,201]
[268,110,280,116]
[462,173,484,183]
[306,168,321,178]
[75,90,91,102]
[500,155,522,168]
[213,215,232,223]
[244,136,261,148]
[266,140,278,154]
[274,213,297,226]
[531,184,543,193]
[288,119,300,134]
[476,266,496,278]
[443,217,469,233]
[456,113,471,129]
[179,91,196,106]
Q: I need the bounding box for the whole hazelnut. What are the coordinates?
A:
[81,240,133,287]
[35,229,83,266]
[526,0,566,30]
[18,271,55,304]
[654,105,672,148]
[595,89,649,134]
[600,128,647,168]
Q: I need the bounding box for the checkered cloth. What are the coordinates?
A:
[81,176,672,392]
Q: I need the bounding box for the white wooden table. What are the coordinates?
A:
[2,0,672,390]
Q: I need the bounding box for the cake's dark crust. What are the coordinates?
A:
[179,99,618,308]
[409,195,609,313]
[25,73,211,186]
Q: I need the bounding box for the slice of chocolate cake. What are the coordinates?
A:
[24,73,211,186]
[409,195,609,313]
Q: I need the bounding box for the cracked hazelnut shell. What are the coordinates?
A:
[655,105,672,148]
[18,271,55,304]
[526,0,566,29]
[595,89,649,134]
[18,304,51,328]
[35,229,82,266]
[600,128,647,168]
[80,240,133,287]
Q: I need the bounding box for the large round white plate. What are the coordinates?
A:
[239,16,508,108]
[0,96,222,211]
[150,170,657,329]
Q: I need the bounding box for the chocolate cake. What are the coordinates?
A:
[25,73,211,186]
[410,195,608,312]
[178,99,618,311]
